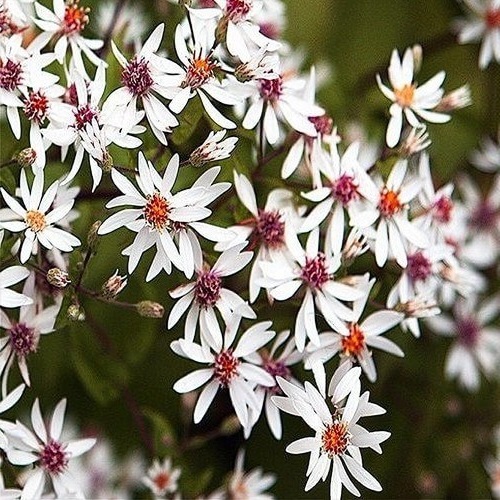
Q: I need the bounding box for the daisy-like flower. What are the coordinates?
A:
[456,0,500,69]
[29,0,104,77]
[427,294,500,391]
[272,364,390,499]
[242,61,324,145]
[2,398,96,499]
[168,242,255,346]
[305,276,404,392]
[0,273,59,393]
[350,159,428,267]
[470,128,500,172]
[244,329,302,439]
[171,316,275,432]
[97,153,217,277]
[0,266,32,309]
[142,457,181,498]
[260,227,365,352]
[189,129,238,167]
[0,383,25,449]
[160,25,240,129]
[376,47,450,148]
[0,169,80,263]
[102,23,179,145]
[226,449,276,500]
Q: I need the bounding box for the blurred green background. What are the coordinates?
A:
[1,0,500,498]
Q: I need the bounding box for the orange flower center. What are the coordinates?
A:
[25,210,46,232]
[486,8,500,29]
[379,188,402,217]
[394,84,415,107]
[153,472,171,491]
[143,192,170,231]
[321,421,350,458]
[182,57,216,90]
[341,323,366,357]
[62,0,89,35]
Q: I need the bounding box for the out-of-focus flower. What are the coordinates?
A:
[0,266,32,309]
[142,457,181,497]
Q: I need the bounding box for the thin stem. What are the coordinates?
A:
[258,108,266,163]
[78,285,138,310]
[97,0,128,58]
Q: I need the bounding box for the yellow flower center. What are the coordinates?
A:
[394,84,415,107]
[321,422,350,458]
[341,323,366,357]
[25,210,46,232]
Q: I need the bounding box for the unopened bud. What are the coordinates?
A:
[101,270,127,298]
[87,221,101,250]
[136,300,165,318]
[15,148,37,168]
[399,126,431,157]
[67,304,85,321]
[99,150,113,173]
[435,85,472,113]
[46,268,71,288]
[342,228,369,263]
[412,44,423,73]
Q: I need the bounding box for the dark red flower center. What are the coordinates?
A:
[8,322,39,357]
[407,251,432,283]
[301,253,329,289]
[122,56,154,97]
[432,195,453,223]
[456,316,480,348]
[73,103,98,130]
[195,271,222,308]
[331,174,358,206]
[214,349,240,386]
[253,209,285,249]
[24,90,49,124]
[309,114,333,136]
[40,439,68,475]
[259,76,282,102]
[225,0,252,22]
[0,58,23,91]
[486,8,500,29]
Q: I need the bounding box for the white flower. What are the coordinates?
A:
[189,130,238,167]
[470,128,500,172]
[272,364,390,499]
[97,153,218,277]
[428,295,500,391]
[0,266,32,309]
[305,276,404,391]
[2,398,96,499]
[456,0,500,69]
[350,159,428,267]
[142,457,181,497]
[29,0,105,77]
[171,316,275,432]
[102,24,179,144]
[260,227,365,352]
[0,273,59,392]
[168,242,255,346]
[376,47,450,147]
[0,169,80,263]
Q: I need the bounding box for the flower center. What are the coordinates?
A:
[456,317,480,348]
[321,421,350,458]
[195,271,222,308]
[0,58,23,91]
[64,82,80,105]
[259,76,282,102]
[407,251,432,283]
[24,91,49,124]
[73,103,98,130]
[301,253,329,290]
[182,57,216,90]
[8,322,39,357]
[39,439,68,475]
[225,0,252,22]
[341,323,366,357]
[253,210,285,249]
[153,471,171,492]
[0,8,24,36]
[331,174,358,206]
[61,0,89,35]
[486,8,500,29]
[25,210,47,232]
[143,192,170,231]
[378,188,402,217]
[469,201,497,230]
[122,56,154,97]
[214,349,240,386]
[432,195,453,223]
[309,114,333,136]
[264,359,291,394]
[394,84,415,108]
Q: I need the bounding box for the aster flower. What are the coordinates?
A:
[171,316,275,432]
[0,169,80,263]
[456,0,500,69]
[272,364,390,499]
[102,23,179,144]
[349,159,428,267]
[259,227,365,352]
[2,398,96,499]
[376,47,450,147]
[98,153,219,277]
[0,266,33,309]
[0,273,59,393]
[427,294,500,391]
[142,457,181,498]
[29,0,105,77]
[168,242,255,346]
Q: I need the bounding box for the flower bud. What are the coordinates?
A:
[67,304,85,322]
[136,300,165,318]
[412,44,423,73]
[46,268,71,288]
[101,270,127,298]
[15,148,37,168]
[99,150,113,173]
[87,221,101,250]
